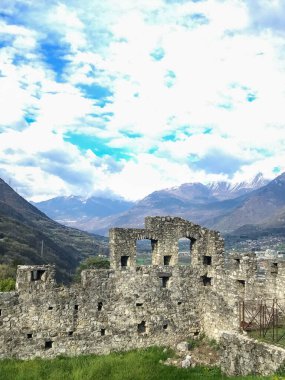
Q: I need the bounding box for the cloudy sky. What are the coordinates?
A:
[1,0,285,201]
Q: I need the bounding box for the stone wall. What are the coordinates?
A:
[220,332,285,376]
[0,215,285,372]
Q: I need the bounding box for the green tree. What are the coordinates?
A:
[74,256,110,282]
[0,264,16,291]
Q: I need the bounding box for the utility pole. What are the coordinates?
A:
[41,240,44,258]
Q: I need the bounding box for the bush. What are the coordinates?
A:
[0,278,16,291]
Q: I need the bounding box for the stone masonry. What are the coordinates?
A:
[0,216,285,373]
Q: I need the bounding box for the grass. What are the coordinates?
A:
[0,347,282,380]
[249,327,285,348]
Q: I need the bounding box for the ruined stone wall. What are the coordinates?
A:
[0,216,284,363]
[220,332,285,376]
[0,216,235,359]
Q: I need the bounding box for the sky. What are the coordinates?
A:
[1,0,285,202]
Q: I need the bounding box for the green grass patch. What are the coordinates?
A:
[0,347,281,380]
[249,327,285,348]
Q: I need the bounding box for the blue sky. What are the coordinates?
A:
[0,0,285,201]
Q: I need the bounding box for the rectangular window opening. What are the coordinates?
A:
[31,269,45,282]
[48,306,53,310]
[164,255,171,266]
[203,256,212,265]
[98,302,103,311]
[177,301,182,305]
[45,341,53,349]
[101,328,106,336]
[27,333,33,339]
[68,331,73,336]
[136,302,143,307]
[163,324,168,330]
[74,305,79,311]
[121,255,129,268]
[161,276,169,288]
[271,263,278,275]
[138,321,146,334]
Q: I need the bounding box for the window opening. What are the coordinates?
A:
[74,305,79,311]
[164,255,171,266]
[0,309,1,316]
[136,239,154,265]
[136,302,143,307]
[203,256,212,265]
[138,321,146,334]
[27,333,32,339]
[101,328,105,336]
[201,275,212,286]
[178,238,193,265]
[237,279,245,287]
[68,331,73,336]
[48,306,53,310]
[177,301,182,305]
[121,255,129,268]
[271,262,278,275]
[160,276,170,288]
[31,269,45,281]
[45,341,53,349]
[98,302,103,311]
[163,324,168,330]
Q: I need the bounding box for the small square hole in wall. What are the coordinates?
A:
[237,279,245,287]
[163,324,168,330]
[121,255,129,268]
[27,333,33,339]
[45,341,53,349]
[98,302,103,311]
[203,256,212,265]
[48,306,53,310]
[68,331,73,336]
[201,275,212,286]
[136,302,143,307]
[177,301,182,305]
[194,331,199,336]
[138,321,146,334]
[74,305,79,311]
[101,328,105,336]
[164,256,171,265]
[235,258,241,266]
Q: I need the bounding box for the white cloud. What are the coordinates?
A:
[1,0,285,202]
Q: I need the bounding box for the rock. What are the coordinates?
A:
[181,354,192,368]
[176,341,189,352]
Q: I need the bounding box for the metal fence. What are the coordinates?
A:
[239,299,285,343]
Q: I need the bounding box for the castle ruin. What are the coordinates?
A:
[1,216,285,375]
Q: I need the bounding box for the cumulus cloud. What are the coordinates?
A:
[0,0,285,201]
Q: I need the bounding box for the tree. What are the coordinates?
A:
[0,264,16,291]
[73,256,110,282]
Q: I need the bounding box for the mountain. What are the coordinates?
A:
[33,196,134,226]
[211,172,285,232]
[0,179,108,282]
[48,173,268,235]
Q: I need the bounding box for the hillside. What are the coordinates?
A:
[0,179,108,282]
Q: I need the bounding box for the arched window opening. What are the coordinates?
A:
[136,239,154,265]
[178,237,192,265]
